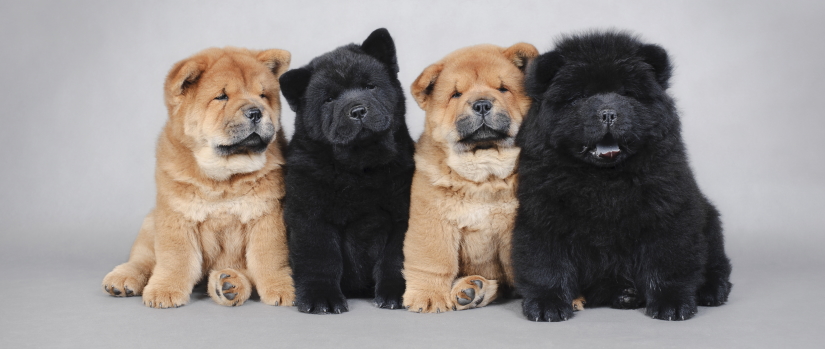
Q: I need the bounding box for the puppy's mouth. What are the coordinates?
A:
[587,133,621,160]
[216,133,270,156]
[459,125,509,144]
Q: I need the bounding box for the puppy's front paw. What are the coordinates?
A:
[697,277,732,306]
[522,295,574,322]
[374,280,405,310]
[102,264,149,297]
[295,287,348,314]
[451,276,498,311]
[646,295,697,321]
[142,284,189,309]
[258,280,295,307]
[403,289,453,313]
[208,269,252,307]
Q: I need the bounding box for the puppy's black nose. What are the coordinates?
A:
[600,109,617,124]
[245,108,262,123]
[472,100,493,116]
[350,105,367,120]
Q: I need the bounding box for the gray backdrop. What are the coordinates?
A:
[1,1,823,348]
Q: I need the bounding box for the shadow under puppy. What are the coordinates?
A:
[280,28,415,314]
[513,30,732,321]
[102,47,295,308]
[401,43,565,313]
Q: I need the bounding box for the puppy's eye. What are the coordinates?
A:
[260,94,267,99]
[451,92,462,99]
[215,93,228,101]
[325,97,334,103]
[498,87,509,93]
[366,84,376,90]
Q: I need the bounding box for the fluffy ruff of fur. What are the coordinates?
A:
[512,30,732,322]
[280,28,415,314]
[101,47,295,308]
[401,43,540,313]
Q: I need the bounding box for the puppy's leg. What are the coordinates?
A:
[141,212,202,309]
[289,211,348,314]
[208,269,252,306]
[373,212,408,310]
[451,275,498,311]
[102,214,156,297]
[246,211,294,306]
[696,204,733,306]
[640,228,704,321]
[402,189,460,313]
[513,226,579,322]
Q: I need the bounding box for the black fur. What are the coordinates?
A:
[280,28,415,314]
[513,30,732,322]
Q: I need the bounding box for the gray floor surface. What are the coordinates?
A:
[3,240,822,349]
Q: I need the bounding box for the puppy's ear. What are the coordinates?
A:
[165,56,208,101]
[257,49,291,78]
[361,28,399,73]
[524,51,564,99]
[638,44,672,89]
[410,63,443,110]
[279,68,312,112]
[502,42,539,71]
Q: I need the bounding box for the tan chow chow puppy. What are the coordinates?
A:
[102,47,295,308]
[402,43,538,313]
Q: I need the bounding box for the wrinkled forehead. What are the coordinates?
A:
[200,54,277,91]
[438,54,520,92]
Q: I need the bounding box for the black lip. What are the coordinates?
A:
[459,125,508,144]
[216,133,270,155]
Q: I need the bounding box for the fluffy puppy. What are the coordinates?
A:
[102,47,295,308]
[401,43,541,313]
[513,31,732,321]
[279,28,415,314]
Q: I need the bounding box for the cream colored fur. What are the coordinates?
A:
[101,47,295,308]
[402,43,538,313]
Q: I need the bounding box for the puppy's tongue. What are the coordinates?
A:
[595,134,620,159]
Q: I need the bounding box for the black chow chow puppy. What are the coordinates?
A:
[279,28,415,314]
[513,31,732,321]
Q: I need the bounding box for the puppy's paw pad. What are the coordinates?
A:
[208,269,251,307]
[451,276,497,311]
[572,296,587,311]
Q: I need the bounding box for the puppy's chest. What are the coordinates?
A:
[444,189,517,235]
[170,190,276,224]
